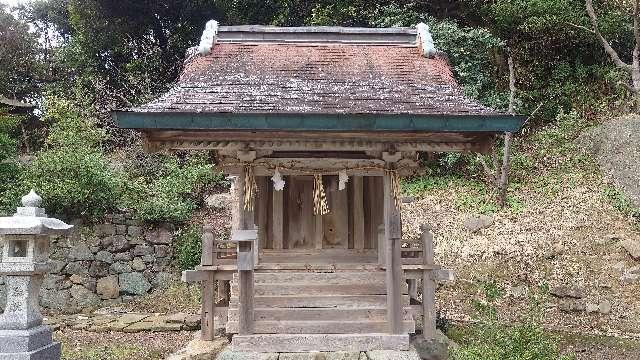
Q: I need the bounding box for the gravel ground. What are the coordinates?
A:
[55,330,195,360]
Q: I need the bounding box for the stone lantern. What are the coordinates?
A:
[0,190,72,359]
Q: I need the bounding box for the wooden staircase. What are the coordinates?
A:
[226,270,414,335]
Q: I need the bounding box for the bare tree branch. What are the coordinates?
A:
[566,22,596,34]
[508,55,517,114]
[498,132,513,207]
[586,0,633,72]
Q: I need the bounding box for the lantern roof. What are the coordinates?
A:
[0,190,73,235]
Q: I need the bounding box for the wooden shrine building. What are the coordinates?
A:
[114,22,524,353]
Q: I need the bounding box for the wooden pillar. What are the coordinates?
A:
[377,225,385,266]
[236,165,255,335]
[272,185,284,250]
[352,176,365,250]
[257,177,269,250]
[383,163,403,334]
[201,271,215,340]
[421,225,437,339]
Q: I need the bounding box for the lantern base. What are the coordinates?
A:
[0,325,61,359]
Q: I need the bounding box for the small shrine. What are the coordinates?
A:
[114,22,524,352]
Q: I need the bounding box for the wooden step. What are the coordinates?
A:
[227,307,403,322]
[230,283,408,296]
[226,320,416,334]
[229,295,409,309]
[230,333,410,352]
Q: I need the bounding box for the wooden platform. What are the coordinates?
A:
[230,334,410,352]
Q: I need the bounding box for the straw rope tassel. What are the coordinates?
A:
[386,169,402,210]
[243,164,257,211]
[313,174,330,215]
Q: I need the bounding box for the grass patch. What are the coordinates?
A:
[603,185,640,225]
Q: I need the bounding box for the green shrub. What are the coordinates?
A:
[174,225,202,271]
[22,98,123,218]
[124,155,225,223]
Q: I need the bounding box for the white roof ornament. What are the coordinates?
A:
[416,22,437,58]
[198,20,220,56]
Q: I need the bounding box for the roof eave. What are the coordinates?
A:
[113,111,525,133]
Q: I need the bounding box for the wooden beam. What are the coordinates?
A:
[352,176,365,250]
[384,170,403,335]
[220,158,418,177]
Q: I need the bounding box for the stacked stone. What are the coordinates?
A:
[1,213,178,314]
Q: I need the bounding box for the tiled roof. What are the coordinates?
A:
[128,29,503,117]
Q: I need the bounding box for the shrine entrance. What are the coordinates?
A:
[254,175,384,266]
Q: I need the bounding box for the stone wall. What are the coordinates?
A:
[0,213,178,314]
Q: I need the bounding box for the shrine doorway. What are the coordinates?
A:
[255,175,384,266]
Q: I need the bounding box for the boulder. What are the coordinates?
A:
[128,226,143,237]
[155,245,171,258]
[152,272,175,288]
[89,261,110,278]
[621,239,640,260]
[110,262,133,274]
[70,285,100,308]
[96,275,119,299]
[119,272,152,296]
[131,257,146,271]
[550,285,584,299]
[108,235,131,252]
[463,215,494,233]
[40,288,70,311]
[64,261,91,277]
[579,116,640,207]
[204,193,233,209]
[145,225,174,245]
[95,251,114,264]
[114,252,133,262]
[68,243,94,261]
[134,244,154,257]
[413,330,458,360]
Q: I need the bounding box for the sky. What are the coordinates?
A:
[1,0,29,8]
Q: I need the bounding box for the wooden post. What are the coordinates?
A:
[201,271,215,340]
[352,176,365,250]
[377,225,385,266]
[383,159,403,334]
[421,224,436,340]
[201,226,215,266]
[272,184,284,250]
[236,164,255,335]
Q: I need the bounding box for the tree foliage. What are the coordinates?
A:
[0,5,43,100]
